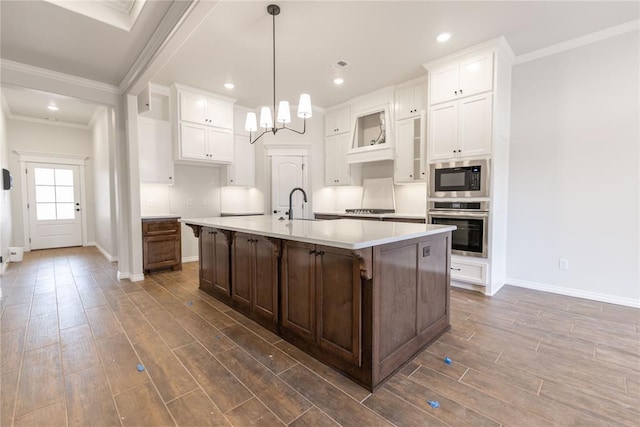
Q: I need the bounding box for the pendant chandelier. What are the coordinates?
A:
[244,4,312,144]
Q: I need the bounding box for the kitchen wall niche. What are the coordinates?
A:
[347,105,395,164]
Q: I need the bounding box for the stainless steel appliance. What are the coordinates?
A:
[429,159,490,198]
[345,177,396,215]
[428,201,488,257]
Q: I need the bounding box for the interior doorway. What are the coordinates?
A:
[271,155,309,219]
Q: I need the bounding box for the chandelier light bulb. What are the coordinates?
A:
[277,101,291,124]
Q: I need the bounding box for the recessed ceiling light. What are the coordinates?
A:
[47,105,59,111]
[334,78,344,85]
[436,33,451,43]
[224,83,234,90]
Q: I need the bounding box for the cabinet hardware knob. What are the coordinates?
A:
[409,174,413,177]
[454,91,458,95]
[169,176,172,179]
[459,89,463,94]
[309,250,316,255]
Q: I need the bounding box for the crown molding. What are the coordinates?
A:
[15,150,89,164]
[0,59,120,95]
[8,114,90,130]
[514,19,640,65]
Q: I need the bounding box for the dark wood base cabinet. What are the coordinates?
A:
[142,217,182,274]
[186,224,451,391]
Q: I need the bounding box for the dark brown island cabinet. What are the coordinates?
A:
[142,216,182,274]
[185,220,451,391]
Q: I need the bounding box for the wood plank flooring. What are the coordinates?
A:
[1,247,638,426]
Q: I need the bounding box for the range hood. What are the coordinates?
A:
[345,178,396,214]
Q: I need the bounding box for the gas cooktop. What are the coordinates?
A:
[345,208,396,215]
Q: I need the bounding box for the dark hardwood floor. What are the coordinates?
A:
[1,247,638,426]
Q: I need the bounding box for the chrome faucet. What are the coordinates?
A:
[288,187,307,220]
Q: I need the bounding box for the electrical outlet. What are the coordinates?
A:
[146,199,156,207]
[559,258,569,270]
[186,199,192,206]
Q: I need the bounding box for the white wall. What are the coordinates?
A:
[0,95,12,270]
[507,31,639,306]
[91,107,117,259]
[8,119,95,248]
[140,164,222,260]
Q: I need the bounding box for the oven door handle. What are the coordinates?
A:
[428,211,488,219]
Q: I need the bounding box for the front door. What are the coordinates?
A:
[271,156,306,218]
[26,163,83,249]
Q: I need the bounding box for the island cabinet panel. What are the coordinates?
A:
[199,227,231,296]
[372,233,451,385]
[142,218,181,274]
[281,242,362,366]
[231,233,280,322]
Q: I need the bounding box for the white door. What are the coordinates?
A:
[271,156,306,218]
[27,163,82,249]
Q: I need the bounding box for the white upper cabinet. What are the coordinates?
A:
[138,118,174,184]
[428,93,492,161]
[173,84,236,165]
[325,105,351,136]
[429,51,493,105]
[227,135,255,187]
[395,83,426,120]
[325,133,352,186]
[394,113,426,183]
[180,92,233,129]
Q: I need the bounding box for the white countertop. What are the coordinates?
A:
[181,215,454,250]
[141,214,181,220]
[314,211,427,220]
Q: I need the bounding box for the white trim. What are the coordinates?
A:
[1,259,8,274]
[0,59,120,94]
[90,242,118,263]
[6,114,90,130]
[15,151,89,164]
[423,36,514,69]
[129,274,145,282]
[507,278,640,309]
[182,256,198,263]
[514,19,640,65]
[264,145,311,157]
[117,270,128,280]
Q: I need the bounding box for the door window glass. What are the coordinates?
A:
[34,167,76,220]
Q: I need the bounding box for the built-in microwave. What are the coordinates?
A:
[429,159,490,198]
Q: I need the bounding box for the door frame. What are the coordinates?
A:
[17,151,89,252]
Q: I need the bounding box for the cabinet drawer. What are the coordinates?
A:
[143,219,180,236]
[450,258,488,285]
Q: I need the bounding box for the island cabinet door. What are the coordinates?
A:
[232,233,253,308]
[253,236,279,321]
[416,237,450,334]
[315,246,362,366]
[281,241,316,341]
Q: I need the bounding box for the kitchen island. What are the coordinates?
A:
[183,215,454,391]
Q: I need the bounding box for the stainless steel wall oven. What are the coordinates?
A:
[428,201,488,258]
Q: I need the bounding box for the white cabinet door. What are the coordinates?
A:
[428,102,459,161]
[394,118,416,182]
[208,127,234,163]
[325,133,351,186]
[458,93,492,158]
[138,119,174,184]
[180,123,209,160]
[459,52,494,99]
[395,85,426,120]
[429,63,460,105]
[180,92,207,124]
[228,136,255,186]
[208,101,234,130]
[325,106,351,136]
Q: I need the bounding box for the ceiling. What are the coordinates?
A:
[1,1,638,126]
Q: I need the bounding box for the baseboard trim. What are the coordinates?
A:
[506,278,640,308]
[1,260,8,274]
[451,280,486,295]
[129,274,145,282]
[182,256,198,263]
[90,242,118,262]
